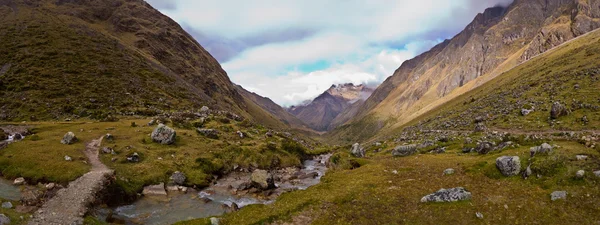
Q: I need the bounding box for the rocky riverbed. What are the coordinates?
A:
[91,154,331,225]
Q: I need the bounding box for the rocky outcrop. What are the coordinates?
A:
[551,191,567,201]
[350,143,365,158]
[550,102,569,119]
[143,183,168,196]
[151,124,176,145]
[392,145,417,157]
[530,143,553,156]
[197,128,219,139]
[60,132,77,145]
[251,170,275,190]
[421,187,472,203]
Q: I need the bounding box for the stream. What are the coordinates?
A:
[0,177,21,201]
[92,154,331,225]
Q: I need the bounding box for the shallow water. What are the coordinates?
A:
[0,177,21,201]
[99,154,331,225]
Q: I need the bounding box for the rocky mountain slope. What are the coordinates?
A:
[329,0,600,143]
[287,83,373,131]
[235,85,309,129]
[0,0,291,129]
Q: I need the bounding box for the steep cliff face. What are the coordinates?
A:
[331,0,600,142]
[0,0,293,128]
[288,84,373,131]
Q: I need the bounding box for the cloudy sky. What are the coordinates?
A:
[147,0,513,106]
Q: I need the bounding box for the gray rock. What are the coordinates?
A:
[236,131,244,138]
[251,169,275,190]
[443,168,455,175]
[496,156,521,176]
[523,164,532,179]
[429,147,446,154]
[521,108,534,116]
[142,183,167,196]
[210,217,220,225]
[464,137,473,144]
[105,133,114,141]
[64,155,72,161]
[200,106,210,113]
[13,177,25,185]
[550,102,569,119]
[530,143,552,156]
[576,170,585,179]
[1,202,12,209]
[474,122,487,132]
[151,124,177,145]
[13,133,22,140]
[392,145,417,157]
[476,212,484,219]
[101,147,113,154]
[350,143,365,158]
[576,155,588,161]
[0,214,10,225]
[170,171,186,185]
[127,152,140,163]
[420,187,472,203]
[60,132,77,145]
[475,141,495,154]
[551,191,567,201]
[197,128,219,139]
[148,119,156,126]
[582,115,589,123]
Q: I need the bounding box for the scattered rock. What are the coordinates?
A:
[594,171,600,178]
[127,152,140,163]
[1,202,12,209]
[142,183,167,196]
[551,191,567,201]
[350,143,365,158]
[550,102,569,119]
[151,124,177,145]
[443,168,455,175]
[251,169,275,190]
[476,212,484,219]
[148,120,156,126]
[170,171,186,185]
[576,155,588,161]
[464,137,473,144]
[521,108,534,116]
[530,143,552,156]
[496,156,521,176]
[392,145,417,157]
[475,141,495,154]
[101,147,113,154]
[420,187,472,203]
[13,177,25,185]
[105,133,114,141]
[576,170,585,179]
[429,147,446,154]
[210,217,220,225]
[197,128,219,139]
[45,183,56,189]
[582,115,589,124]
[64,155,72,161]
[236,131,244,138]
[474,116,485,123]
[13,133,22,140]
[0,214,10,225]
[21,187,43,206]
[474,122,487,132]
[200,106,210,113]
[60,132,77,145]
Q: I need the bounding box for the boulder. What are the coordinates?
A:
[60,132,77,145]
[200,106,210,113]
[148,119,157,126]
[151,124,176,145]
[0,214,10,225]
[210,217,220,225]
[550,102,569,119]
[350,143,365,158]
[474,122,487,132]
[420,187,472,203]
[13,133,22,140]
[530,143,552,156]
[576,155,588,161]
[496,156,521,176]
[443,168,455,175]
[251,169,275,190]
[64,155,72,161]
[475,141,495,154]
[576,170,585,179]
[551,191,567,201]
[521,108,534,116]
[13,177,25,185]
[1,202,12,209]
[522,164,532,179]
[105,133,114,141]
[197,128,219,139]
[127,152,140,163]
[170,171,186,185]
[142,183,167,196]
[392,145,417,157]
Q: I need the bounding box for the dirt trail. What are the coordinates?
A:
[28,137,113,225]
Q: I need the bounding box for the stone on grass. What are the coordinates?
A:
[576,155,588,161]
[496,156,521,176]
[550,102,569,119]
[350,143,365,158]
[576,170,585,179]
[142,183,167,196]
[200,106,210,113]
[251,169,275,190]
[1,202,12,209]
[475,141,495,154]
[476,212,484,219]
[474,122,487,132]
[105,133,114,141]
[197,128,219,139]
[170,171,186,185]
[420,187,472,203]
[13,177,25,185]
[127,152,140,163]
[392,145,417,157]
[151,124,177,145]
[210,217,220,225]
[64,155,72,161]
[551,191,567,201]
[594,171,600,178]
[530,143,553,156]
[443,168,455,175]
[60,132,77,145]
[0,214,10,225]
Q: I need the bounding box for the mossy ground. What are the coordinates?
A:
[178,140,600,225]
[0,116,325,196]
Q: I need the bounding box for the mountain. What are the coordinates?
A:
[0,0,291,129]
[329,0,600,143]
[287,83,373,131]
